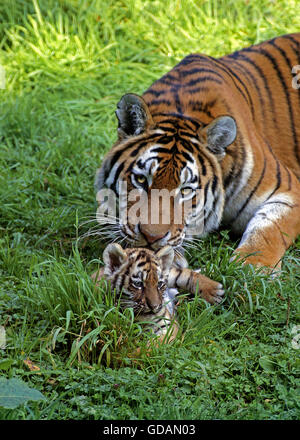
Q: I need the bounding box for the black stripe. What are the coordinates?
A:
[188,99,215,118]
[176,54,210,66]
[228,51,276,126]
[252,44,300,164]
[266,159,281,201]
[124,159,137,175]
[179,130,197,138]
[282,34,300,53]
[203,181,210,206]
[264,140,281,199]
[213,57,255,113]
[211,175,218,193]
[148,98,172,107]
[180,67,225,80]
[139,155,159,167]
[107,133,164,171]
[152,112,203,130]
[184,86,210,95]
[179,138,195,153]
[155,136,174,145]
[143,89,166,98]
[180,150,193,162]
[222,135,246,197]
[107,145,133,173]
[286,166,292,191]
[185,75,223,87]
[204,193,220,227]
[174,90,182,113]
[222,56,266,115]
[235,156,267,218]
[269,39,300,164]
[129,140,157,156]
[197,154,207,176]
[223,163,234,189]
[151,146,172,155]
[174,270,181,287]
[111,162,125,192]
[157,73,179,85]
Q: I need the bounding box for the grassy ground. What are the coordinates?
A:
[0,0,299,420]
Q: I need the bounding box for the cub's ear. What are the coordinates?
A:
[116,93,154,138]
[103,243,127,276]
[155,246,174,273]
[202,116,237,158]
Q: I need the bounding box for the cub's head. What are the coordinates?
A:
[96,93,237,250]
[102,243,174,315]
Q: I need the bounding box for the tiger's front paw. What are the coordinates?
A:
[192,273,225,304]
[200,280,225,304]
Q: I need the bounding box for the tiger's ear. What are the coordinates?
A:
[202,116,237,158]
[116,93,154,138]
[155,246,174,273]
[103,243,127,275]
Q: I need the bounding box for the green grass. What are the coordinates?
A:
[0,0,299,420]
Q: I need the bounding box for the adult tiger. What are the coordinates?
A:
[96,34,300,271]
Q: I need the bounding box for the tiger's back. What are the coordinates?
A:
[143,33,300,178]
[224,34,300,177]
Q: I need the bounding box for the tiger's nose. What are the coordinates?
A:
[139,224,167,244]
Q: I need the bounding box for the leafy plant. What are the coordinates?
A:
[0,378,45,409]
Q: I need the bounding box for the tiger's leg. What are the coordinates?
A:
[233,192,300,270]
[168,267,224,304]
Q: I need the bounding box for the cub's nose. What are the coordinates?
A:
[147,301,162,313]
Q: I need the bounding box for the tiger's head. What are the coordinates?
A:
[102,243,174,315]
[96,93,237,251]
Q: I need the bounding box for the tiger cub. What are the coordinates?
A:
[92,244,224,341]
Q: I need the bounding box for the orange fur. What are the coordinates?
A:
[96,34,300,271]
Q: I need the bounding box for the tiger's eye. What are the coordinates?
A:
[158,281,165,289]
[136,175,146,185]
[132,280,143,289]
[181,187,193,197]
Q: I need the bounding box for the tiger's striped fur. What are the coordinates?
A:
[92,244,224,342]
[96,34,300,271]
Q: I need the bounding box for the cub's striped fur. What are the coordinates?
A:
[96,34,300,271]
[92,244,224,342]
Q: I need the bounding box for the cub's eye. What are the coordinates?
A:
[180,187,193,197]
[131,280,143,289]
[158,281,165,289]
[136,175,147,185]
